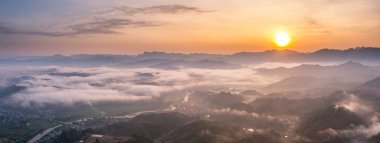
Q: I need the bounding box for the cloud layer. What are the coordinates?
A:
[1,66,272,106]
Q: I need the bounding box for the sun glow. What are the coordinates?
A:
[275,31,291,48]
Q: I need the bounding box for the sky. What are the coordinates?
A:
[0,0,379,55]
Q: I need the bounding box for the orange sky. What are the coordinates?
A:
[0,0,379,55]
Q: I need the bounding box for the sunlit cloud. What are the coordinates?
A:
[103,5,211,16]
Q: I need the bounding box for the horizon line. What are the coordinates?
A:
[1,46,379,57]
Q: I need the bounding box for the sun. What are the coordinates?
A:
[275,31,291,48]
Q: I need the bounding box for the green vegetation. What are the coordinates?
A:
[52,129,93,143]
[0,126,31,140]
[0,119,54,141]
[27,119,55,130]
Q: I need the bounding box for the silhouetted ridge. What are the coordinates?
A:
[312,47,380,61]
[361,77,380,88]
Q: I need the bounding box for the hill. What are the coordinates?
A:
[161,120,244,143]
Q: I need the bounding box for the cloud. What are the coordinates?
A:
[342,119,380,138]
[322,93,380,142]
[110,5,211,15]
[0,18,163,37]
[335,94,378,117]
[318,118,380,143]
[1,66,272,106]
[0,25,66,37]
[291,10,331,35]
[0,25,15,34]
[300,16,331,35]
[9,86,152,107]
[68,18,162,35]
[0,5,210,37]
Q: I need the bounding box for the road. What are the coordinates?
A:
[26,104,177,143]
[26,125,62,143]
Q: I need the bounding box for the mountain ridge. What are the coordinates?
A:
[1,47,380,67]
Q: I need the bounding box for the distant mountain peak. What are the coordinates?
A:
[264,49,299,53]
[361,77,380,88]
[314,47,380,53]
[140,51,169,56]
[338,61,366,68]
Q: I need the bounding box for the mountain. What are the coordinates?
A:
[1,47,380,67]
[263,76,358,94]
[150,59,241,69]
[0,54,133,67]
[245,97,323,116]
[240,90,263,96]
[136,51,220,60]
[360,77,380,89]
[223,47,380,63]
[257,61,380,82]
[134,47,380,64]
[190,91,245,108]
[311,47,380,61]
[297,105,367,140]
[265,76,324,92]
[115,58,242,69]
[161,120,287,143]
[223,49,305,64]
[351,77,380,94]
[0,85,26,98]
[97,112,194,140]
[161,120,244,143]
[369,133,380,143]
[236,132,281,143]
